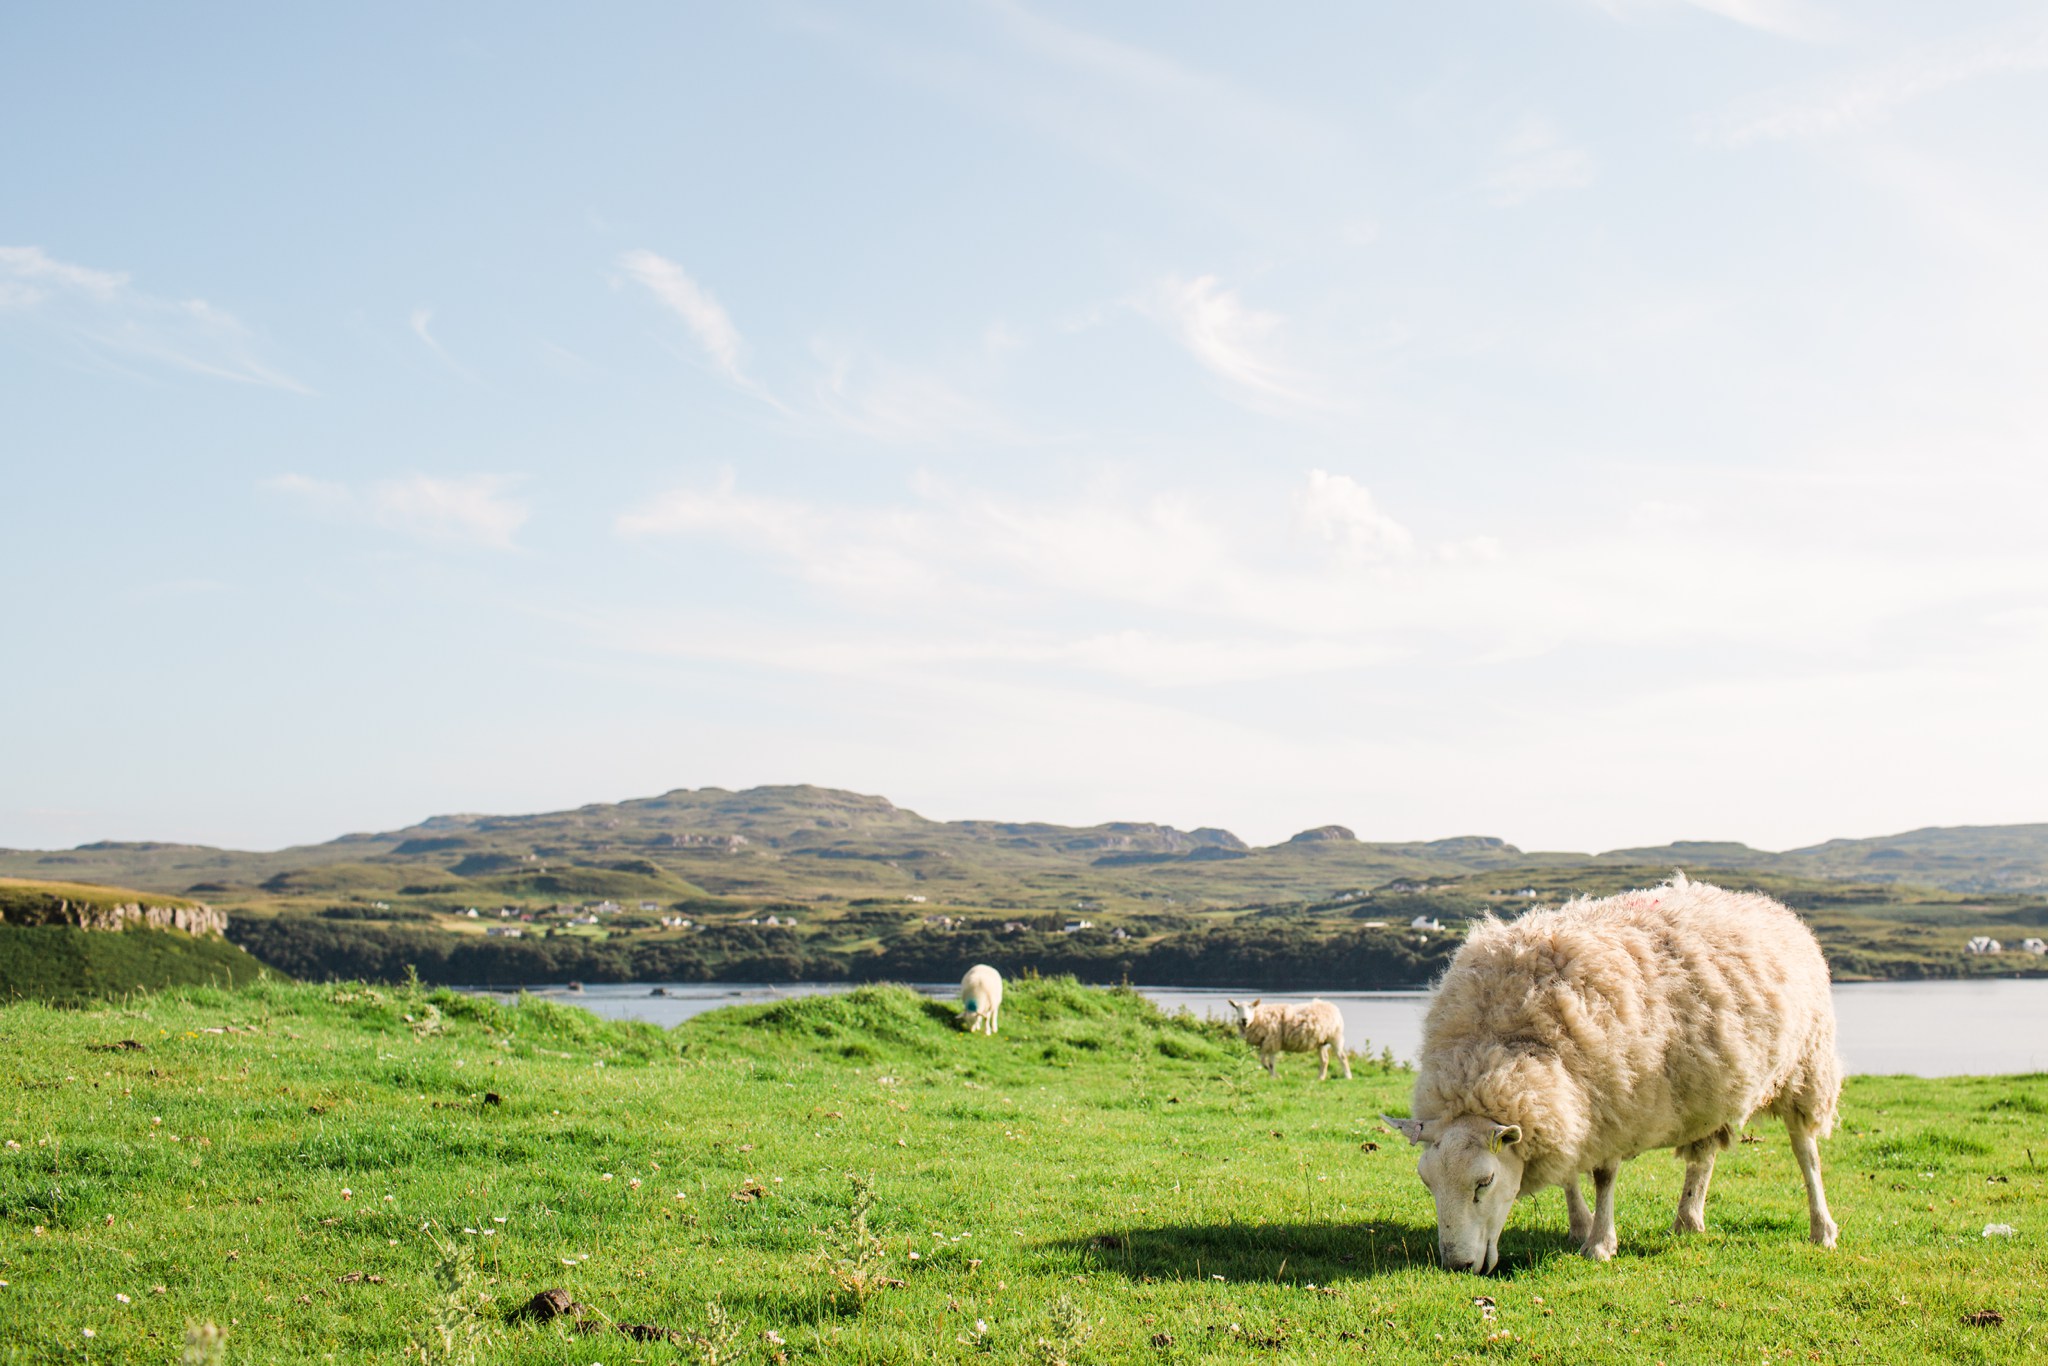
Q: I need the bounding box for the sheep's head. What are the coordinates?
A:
[1224,998,1260,1037]
[1382,1113,1524,1274]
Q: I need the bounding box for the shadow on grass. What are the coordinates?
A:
[1055,1220,1594,1283]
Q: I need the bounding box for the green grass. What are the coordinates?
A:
[2,980,2043,1363]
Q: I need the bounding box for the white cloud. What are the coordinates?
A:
[617,249,753,388]
[1705,18,2048,146]
[0,245,307,391]
[1147,275,1328,414]
[1483,119,1597,207]
[618,469,1440,640]
[1297,470,1414,566]
[267,472,529,550]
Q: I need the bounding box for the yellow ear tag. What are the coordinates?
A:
[1487,1133,1504,1154]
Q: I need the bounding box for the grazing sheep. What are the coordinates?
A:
[1226,998,1352,1080]
[959,964,1003,1034]
[1383,872,1841,1273]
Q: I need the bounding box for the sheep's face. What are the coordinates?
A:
[1224,998,1261,1037]
[1383,1114,1524,1274]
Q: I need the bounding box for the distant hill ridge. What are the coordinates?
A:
[4,784,2048,896]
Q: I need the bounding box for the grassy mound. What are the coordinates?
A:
[683,977,1241,1068]
[0,925,273,1003]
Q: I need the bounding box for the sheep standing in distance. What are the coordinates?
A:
[1227,998,1352,1080]
[1384,872,1841,1273]
[958,964,1003,1034]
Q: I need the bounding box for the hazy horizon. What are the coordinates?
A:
[9,2,2048,854]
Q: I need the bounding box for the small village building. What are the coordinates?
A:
[1965,936,2002,954]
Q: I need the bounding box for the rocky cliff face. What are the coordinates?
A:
[1,897,227,937]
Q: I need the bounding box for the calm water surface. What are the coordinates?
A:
[483,977,2048,1077]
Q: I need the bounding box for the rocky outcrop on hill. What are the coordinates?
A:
[1288,825,1357,843]
[1,895,226,937]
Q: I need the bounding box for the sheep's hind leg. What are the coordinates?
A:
[1673,1150,1716,1234]
[1581,1164,1621,1261]
[1317,1044,1331,1081]
[1786,1118,1839,1248]
[1564,1178,1592,1245]
[1339,1044,1352,1080]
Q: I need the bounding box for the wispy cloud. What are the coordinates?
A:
[408,307,478,380]
[266,472,529,549]
[1705,17,2048,146]
[1483,119,1597,206]
[617,249,757,390]
[808,339,1016,446]
[0,245,307,391]
[1146,275,1330,415]
[1589,0,1830,40]
[802,3,1343,236]
[616,469,1438,639]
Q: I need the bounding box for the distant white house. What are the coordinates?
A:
[1359,920,1389,929]
[2020,937,2047,955]
[639,901,660,912]
[592,900,622,915]
[463,907,479,918]
[904,895,928,904]
[1965,936,2003,954]
[1411,916,1443,932]
[485,926,523,938]
[1063,919,1096,934]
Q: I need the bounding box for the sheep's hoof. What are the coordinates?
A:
[1810,1218,1838,1249]
[1672,1210,1705,1235]
[1580,1236,1617,1262]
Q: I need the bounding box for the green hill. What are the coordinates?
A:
[0,876,275,1002]
[5,787,2047,987]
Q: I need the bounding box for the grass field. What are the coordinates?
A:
[2,979,2042,1363]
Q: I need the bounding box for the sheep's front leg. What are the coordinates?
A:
[1338,1047,1352,1080]
[1261,1052,1278,1077]
[1787,1120,1838,1248]
[1581,1163,1621,1261]
[1673,1152,1716,1234]
[1564,1177,1592,1245]
[1317,1044,1331,1081]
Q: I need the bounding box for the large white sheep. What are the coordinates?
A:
[1227,998,1352,1080]
[1383,873,1841,1273]
[958,964,1003,1034]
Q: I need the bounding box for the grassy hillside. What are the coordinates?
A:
[1,979,2040,1362]
[0,926,274,1003]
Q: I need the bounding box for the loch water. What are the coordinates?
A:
[477,977,2048,1077]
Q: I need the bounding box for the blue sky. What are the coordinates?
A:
[7,0,2048,853]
